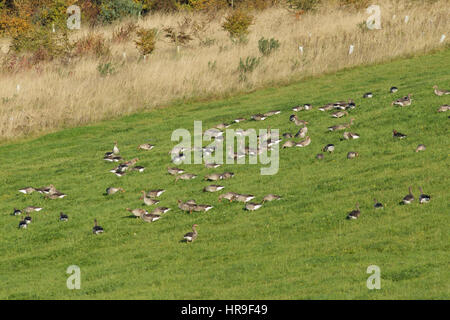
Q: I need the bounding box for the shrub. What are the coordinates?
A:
[238,55,260,81]
[286,0,320,12]
[258,37,280,56]
[112,22,138,43]
[98,0,143,24]
[140,0,178,13]
[97,61,116,76]
[222,9,254,42]
[135,28,157,56]
[163,18,194,47]
[0,14,32,37]
[72,33,111,58]
[32,0,69,28]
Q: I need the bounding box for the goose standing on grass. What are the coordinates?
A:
[347,203,361,219]
[332,111,348,118]
[12,208,22,216]
[24,206,42,213]
[343,132,360,140]
[323,144,335,153]
[347,151,359,159]
[19,218,28,229]
[245,202,263,211]
[363,92,373,98]
[204,173,223,181]
[319,103,335,112]
[393,130,407,139]
[141,191,160,205]
[296,136,311,147]
[92,219,104,234]
[392,94,412,106]
[290,114,309,126]
[24,213,32,224]
[59,212,69,221]
[193,204,214,212]
[433,85,450,96]
[203,185,225,192]
[402,186,415,204]
[282,140,296,148]
[218,192,237,202]
[19,187,36,194]
[138,143,154,151]
[234,194,255,203]
[328,118,354,131]
[178,200,196,214]
[373,199,384,209]
[437,105,450,112]
[131,166,145,172]
[295,126,308,138]
[292,104,312,111]
[390,86,398,93]
[104,142,120,159]
[251,114,267,121]
[184,224,198,243]
[106,187,125,195]
[151,207,171,215]
[147,189,166,198]
[167,167,184,175]
[263,194,281,202]
[127,208,148,218]
[221,172,234,180]
[264,110,281,117]
[415,144,426,152]
[418,187,431,204]
[140,212,161,223]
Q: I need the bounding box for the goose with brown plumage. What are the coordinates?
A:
[347,203,361,219]
[184,224,198,242]
[402,186,414,204]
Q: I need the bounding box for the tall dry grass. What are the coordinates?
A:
[0,0,448,142]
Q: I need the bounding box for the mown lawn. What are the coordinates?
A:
[0,49,449,299]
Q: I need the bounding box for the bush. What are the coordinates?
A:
[222,9,254,42]
[0,14,32,37]
[97,61,116,76]
[286,0,320,11]
[140,0,178,13]
[135,28,157,56]
[238,55,260,81]
[72,33,111,58]
[32,0,69,28]
[112,22,138,43]
[98,0,143,24]
[258,37,280,56]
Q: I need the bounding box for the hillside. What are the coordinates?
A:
[0,49,449,299]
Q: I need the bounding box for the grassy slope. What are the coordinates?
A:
[0,49,449,300]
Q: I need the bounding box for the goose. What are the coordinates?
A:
[264,110,281,117]
[334,99,355,110]
[295,136,311,147]
[437,105,449,112]
[24,213,32,224]
[323,144,335,153]
[343,132,360,140]
[151,207,171,215]
[19,218,28,229]
[127,208,148,218]
[24,206,42,213]
[104,155,122,162]
[193,204,214,212]
[131,166,145,172]
[373,199,384,209]
[265,138,282,148]
[147,189,166,198]
[138,143,154,151]
[282,140,296,148]
[167,167,184,175]
[215,123,230,130]
[176,173,197,181]
[140,191,160,205]
[316,153,324,159]
[205,162,221,169]
[293,104,312,111]
[59,212,69,221]
[283,132,293,139]
[104,142,119,158]
[263,194,281,202]
[178,200,196,214]
[13,208,22,216]
[106,187,125,195]
[319,103,335,112]
[19,187,36,194]
[203,185,225,192]
[218,192,237,202]
[347,203,361,219]
[45,192,67,199]
[251,114,267,121]
[392,94,412,106]
[418,187,430,204]
[114,171,127,177]
[295,126,308,138]
[186,200,197,205]
[92,219,104,234]
[347,151,359,159]
[328,118,354,131]
[205,173,223,181]
[415,144,426,152]
[433,85,450,96]
[245,202,263,211]
[222,172,234,179]
[332,111,348,118]
[234,194,255,203]
[233,117,246,123]
[36,185,54,194]
[363,92,373,98]
[390,86,398,93]
[393,130,407,139]
[402,186,414,204]
[290,114,308,126]
[140,212,161,222]
[184,224,198,242]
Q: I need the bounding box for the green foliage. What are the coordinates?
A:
[97,61,116,76]
[238,55,260,81]
[135,28,157,56]
[258,37,280,56]
[98,0,143,24]
[222,9,254,42]
[32,0,69,28]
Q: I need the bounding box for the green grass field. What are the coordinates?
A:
[0,49,449,300]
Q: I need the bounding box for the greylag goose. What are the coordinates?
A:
[184,224,198,242]
[106,187,125,195]
[218,192,237,202]
[283,132,293,139]
[59,212,69,221]
[418,187,430,204]
[205,173,223,181]
[186,199,197,205]
[205,162,221,169]
[415,144,426,152]
[437,105,449,112]
[347,203,361,219]
[167,167,184,175]
[233,117,246,123]
[141,191,160,205]
[290,114,308,126]
[392,94,412,106]
[24,206,42,213]
[147,189,166,198]
[234,194,255,203]
[373,199,384,209]
[393,130,406,139]
[316,153,324,159]
[295,126,308,138]
[282,140,296,148]
[295,136,311,147]
[45,192,67,199]
[104,155,122,162]
[328,118,354,131]
[203,185,225,192]
[433,85,450,96]
[92,219,104,234]
[343,132,360,140]
[333,99,353,110]
[363,92,373,98]
[13,208,22,216]
[138,143,154,151]
[24,213,32,224]
[390,86,398,93]
[332,111,348,118]
[402,186,414,204]
[319,103,335,112]
[292,104,312,111]
[221,172,234,179]
[347,151,359,159]
[19,218,28,229]
[127,208,148,218]
[151,207,171,215]
[19,187,36,194]
[263,194,281,202]
[175,173,197,181]
[131,166,145,172]
[251,114,267,121]
[264,110,281,117]
[193,204,214,212]
[104,142,120,159]
[245,202,263,211]
[178,200,196,214]
[140,212,161,222]
[323,144,335,153]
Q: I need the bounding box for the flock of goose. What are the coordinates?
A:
[12,85,448,241]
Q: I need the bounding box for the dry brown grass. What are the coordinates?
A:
[0,0,448,142]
